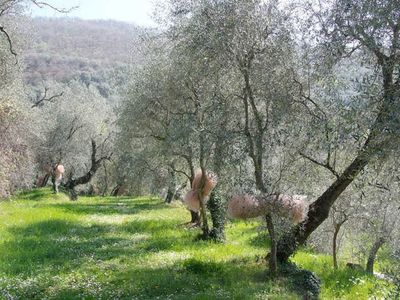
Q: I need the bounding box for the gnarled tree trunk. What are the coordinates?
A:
[366,237,386,274]
[64,139,111,200]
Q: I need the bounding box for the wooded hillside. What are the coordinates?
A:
[23,18,145,97]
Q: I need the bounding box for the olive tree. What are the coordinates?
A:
[277,0,400,262]
[0,0,36,197]
[32,81,114,198]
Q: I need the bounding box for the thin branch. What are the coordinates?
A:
[367,182,390,192]
[390,21,399,60]
[66,122,84,141]
[292,73,327,120]
[242,88,256,162]
[0,1,18,17]
[31,87,64,108]
[29,1,78,13]
[170,165,191,181]
[0,25,17,63]
[1,1,77,59]
[299,151,340,178]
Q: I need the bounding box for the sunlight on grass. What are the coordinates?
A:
[293,252,390,299]
[0,189,391,299]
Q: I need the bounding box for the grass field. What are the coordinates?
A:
[0,189,391,299]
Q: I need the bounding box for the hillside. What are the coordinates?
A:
[28,18,141,64]
[23,18,146,95]
[0,189,391,299]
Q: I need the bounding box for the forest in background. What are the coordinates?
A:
[24,17,140,98]
[1,0,400,298]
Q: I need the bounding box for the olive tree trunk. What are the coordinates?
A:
[207,188,226,242]
[64,139,111,200]
[266,214,277,274]
[165,166,176,204]
[332,220,347,270]
[366,237,386,274]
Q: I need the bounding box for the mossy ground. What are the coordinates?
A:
[0,189,390,299]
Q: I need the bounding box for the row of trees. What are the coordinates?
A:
[1,0,399,290]
[117,0,400,277]
[0,0,116,198]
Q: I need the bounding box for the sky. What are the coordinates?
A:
[30,0,158,27]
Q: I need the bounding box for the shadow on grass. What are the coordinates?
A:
[16,188,57,201]
[0,219,140,276]
[0,218,303,299]
[0,190,305,299]
[320,267,373,297]
[49,199,171,216]
[93,258,275,299]
[30,257,287,300]
[120,219,212,253]
[0,215,198,277]
[249,231,271,249]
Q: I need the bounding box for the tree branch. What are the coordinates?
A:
[170,165,191,181]
[0,25,17,63]
[291,72,327,120]
[29,1,78,13]
[31,87,64,108]
[66,117,84,141]
[0,1,17,17]
[299,151,340,178]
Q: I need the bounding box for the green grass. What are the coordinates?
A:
[0,189,391,299]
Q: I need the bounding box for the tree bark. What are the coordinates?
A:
[207,188,226,242]
[240,60,279,271]
[332,220,346,270]
[165,187,175,204]
[266,214,277,274]
[111,184,121,196]
[165,166,176,203]
[190,210,201,225]
[182,149,197,224]
[197,106,209,235]
[366,237,385,274]
[64,139,111,200]
[277,149,369,262]
[198,166,209,236]
[101,162,108,196]
[333,229,338,270]
[51,174,58,194]
[40,173,50,187]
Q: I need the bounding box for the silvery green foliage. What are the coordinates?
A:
[290,0,400,262]
[308,155,400,266]
[0,74,35,197]
[347,158,400,264]
[35,81,114,184]
[0,1,36,197]
[119,0,305,197]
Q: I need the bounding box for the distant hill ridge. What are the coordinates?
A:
[28,17,143,64]
[24,17,146,96]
